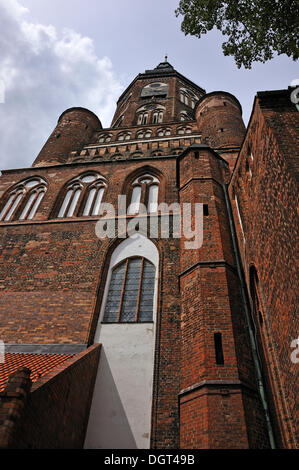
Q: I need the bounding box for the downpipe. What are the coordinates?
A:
[222,182,276,449]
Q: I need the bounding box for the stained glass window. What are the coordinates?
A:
[103,257,155,323]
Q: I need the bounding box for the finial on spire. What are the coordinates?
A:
[164,54,168,62]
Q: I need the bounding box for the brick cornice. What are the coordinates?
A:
[179,260,237,278]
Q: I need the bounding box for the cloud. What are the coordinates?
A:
[0,0,124,170]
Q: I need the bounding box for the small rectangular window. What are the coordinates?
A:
[203,204,209,216]
[214,333,224,365]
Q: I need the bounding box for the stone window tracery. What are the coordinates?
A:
[128,174,159,215]
[57,172,106,218]
[0,177,47,222]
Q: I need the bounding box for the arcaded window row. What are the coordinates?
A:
[0,170,162,222]
[98,125,193,143]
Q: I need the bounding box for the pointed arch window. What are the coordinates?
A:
[0,177,47,222]
[128,174,159,215]
[57,172,106,218]
[103,257,156,323]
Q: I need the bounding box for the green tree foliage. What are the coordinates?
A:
[175,0,299,68]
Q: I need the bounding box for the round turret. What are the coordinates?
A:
[33,107,102,167]
[195,92,246,149]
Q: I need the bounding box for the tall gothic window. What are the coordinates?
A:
[0,177,47,222]
[57,172,106,218]
[180,89,189,106]
[152,110,163,124]
[127,174,159,214]
[103,257,156,323]
[137,112,148,125]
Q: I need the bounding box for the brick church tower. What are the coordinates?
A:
[0,61,298,449]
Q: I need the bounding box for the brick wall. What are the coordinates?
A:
[178,146,270,448]
[229,89,299,448]
[0,344,101,448]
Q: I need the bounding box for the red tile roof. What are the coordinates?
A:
[0,352,74,392]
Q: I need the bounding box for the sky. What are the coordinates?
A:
[0,0,298,171]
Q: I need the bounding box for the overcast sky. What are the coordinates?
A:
[0,0,298,171]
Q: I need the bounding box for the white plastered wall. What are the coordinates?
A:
[84,234,159,449]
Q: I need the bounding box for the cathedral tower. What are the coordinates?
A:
[0,61,297,449]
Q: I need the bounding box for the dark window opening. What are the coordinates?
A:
[214,332,224,365]
[203,204,209,216]
[259,311,264,325]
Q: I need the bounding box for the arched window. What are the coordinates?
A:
[136,104,165,126]
[0,177,47,222]
[180,89,189,106]
[179,111,193,121]
[137,112,148,125]
[152,110,163,124]
[128,174,159,214]
[103,256,156,323]
[180,88,199,108]
[157,128,171,137]
[151,150,163,157]
[57,172,106,218]
[117,132,131,141]
[98,133,112,143]
[136,129,152,139]
[177,125,192,135]
[172,148,183,156]
[88,233,159,449]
